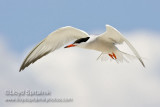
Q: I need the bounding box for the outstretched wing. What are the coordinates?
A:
[98,25,145,67]
[19,26,89,71]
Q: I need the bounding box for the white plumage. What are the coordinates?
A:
[19,25,145,71]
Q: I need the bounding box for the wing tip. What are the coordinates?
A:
[19,68,23,72]
[138,57,145,68]
[141,60,145,68]
[19,63,26,72]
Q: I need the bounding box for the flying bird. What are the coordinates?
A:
[19,25,145,71]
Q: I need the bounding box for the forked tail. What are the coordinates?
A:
[97,50,144,65]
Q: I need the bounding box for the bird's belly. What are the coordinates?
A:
[85,41,117,53]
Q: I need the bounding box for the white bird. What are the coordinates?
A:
[19,25,145,71]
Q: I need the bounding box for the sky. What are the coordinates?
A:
[0,0,160,107]
[0,0,160,52]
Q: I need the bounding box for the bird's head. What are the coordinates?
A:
[64,37,90,48]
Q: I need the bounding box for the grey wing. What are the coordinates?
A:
[19,26,89,71]
[97,25,145,67]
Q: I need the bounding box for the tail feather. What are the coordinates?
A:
[97,50,142,64]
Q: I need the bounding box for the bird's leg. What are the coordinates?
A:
[112,52,117,59]
[109,54,114,59]
[108,52,117,60]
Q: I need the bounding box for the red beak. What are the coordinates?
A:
[64,44,76,48]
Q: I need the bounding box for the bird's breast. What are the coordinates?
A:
[84,39,116,53]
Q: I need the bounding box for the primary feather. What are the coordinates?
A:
[19,26,89,71]
[98,25,145,67]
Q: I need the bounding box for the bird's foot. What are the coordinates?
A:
[108,52,117,60]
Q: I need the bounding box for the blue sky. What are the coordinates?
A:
[0,0,159,52]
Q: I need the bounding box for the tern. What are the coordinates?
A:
[19,25,145,71]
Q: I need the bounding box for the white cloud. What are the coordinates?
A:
[0,32,160,107]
